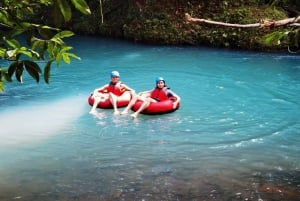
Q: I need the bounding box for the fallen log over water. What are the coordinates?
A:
[185,13,300,28]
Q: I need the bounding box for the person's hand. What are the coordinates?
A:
[91,91,97,98]
[173,102,177,109]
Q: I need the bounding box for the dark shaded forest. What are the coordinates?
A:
[64,0,300,51]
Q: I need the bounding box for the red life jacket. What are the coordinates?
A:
[106,81,123,96]
[150,87,169,102]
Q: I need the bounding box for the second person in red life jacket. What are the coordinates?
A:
[120,77,180,118]
[89,71,135,115]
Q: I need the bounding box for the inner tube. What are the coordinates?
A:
[88,93,130,109]
[132,96,180,115]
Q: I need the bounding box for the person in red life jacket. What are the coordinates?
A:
[89,71,135,115]
[120,77,180,118]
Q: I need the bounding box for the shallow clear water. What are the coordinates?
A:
[1,36,300,200]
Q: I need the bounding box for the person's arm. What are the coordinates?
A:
[168,90,181,108]
[138,90,151,97]
[93,84,108,95]
[120,83,135,92]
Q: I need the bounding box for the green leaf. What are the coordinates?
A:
[66,52,81,60]
[31,39,46,59]
[0,68,12,83]
[53,1,64,26]
[55,52,62,66]
[38,27,56,39]
[3,72,12,82]
[40,25,60,31]
[50,37,64,45]
[61,46,73,52]
[9,22,31,38]
[264,31,285,46]
[18,48,34,58]
[47,42,55,59]
[15,62,24,83]
[24,60,41,83]
[62,52,71,64]
[71,0,91,15]
[8,61,18,77]
[0,81,3,92]
[0,10,13,26]
[0,47,6,58]
[19,22,32,29]
[9,29,26,38]
[53,31,74,39]
[23,60,42,73]
[44,60,53,84]
[58,0,72,22]
[31,37,45,48]
[6,39,21,49]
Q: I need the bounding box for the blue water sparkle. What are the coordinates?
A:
[0,36,300,200]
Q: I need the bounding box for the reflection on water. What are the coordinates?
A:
[0,36,300,200]
[0,96,86,149]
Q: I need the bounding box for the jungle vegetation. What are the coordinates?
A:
[1,0,300,90]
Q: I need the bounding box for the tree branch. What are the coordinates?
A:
[185,13,300,28]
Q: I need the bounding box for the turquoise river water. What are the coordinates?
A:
[0,36,300,201]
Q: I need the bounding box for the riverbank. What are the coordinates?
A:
[70,0,291,52]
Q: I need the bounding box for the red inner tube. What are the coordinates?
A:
[88,94,130,109]
[132,96,180,114]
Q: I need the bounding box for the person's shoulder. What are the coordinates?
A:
[166,88,177,95]
[120,82,129,87]
[167,89,174,93]
[164,86,171,92]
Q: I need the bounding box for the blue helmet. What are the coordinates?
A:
[155,77,165,84]
[110,71,120,77]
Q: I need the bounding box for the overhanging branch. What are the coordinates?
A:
[185,13,300,28]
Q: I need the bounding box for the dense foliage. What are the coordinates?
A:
[0,0,90,91]
[71,0,299,50]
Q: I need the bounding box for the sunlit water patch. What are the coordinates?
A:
[0,95,86,149]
